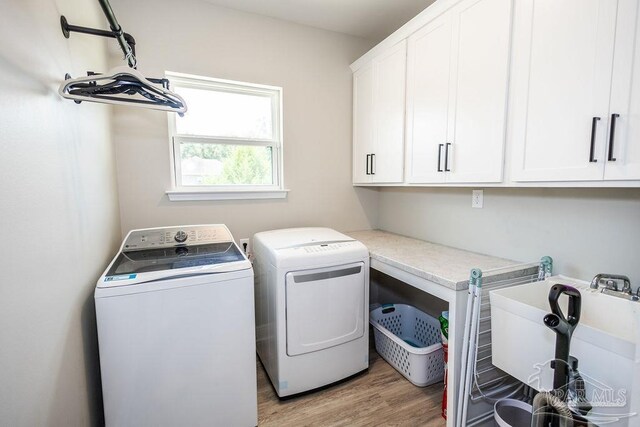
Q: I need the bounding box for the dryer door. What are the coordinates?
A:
[285,262,365,356]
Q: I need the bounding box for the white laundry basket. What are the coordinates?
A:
[370,304,444,386]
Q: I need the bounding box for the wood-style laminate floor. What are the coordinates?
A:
[257,343,446,426]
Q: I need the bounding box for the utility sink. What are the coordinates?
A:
[491,276,640,426]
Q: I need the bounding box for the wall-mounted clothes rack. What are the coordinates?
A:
[58,0,186,115]
[456,257,553,426]
[60,15,137,68]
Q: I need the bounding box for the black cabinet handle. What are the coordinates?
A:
[445,143,451,172]
[371,153,375,175]
[366,154,371,175]
[589,117,600,163]
[608,113,619,161]
[437,144,444,172]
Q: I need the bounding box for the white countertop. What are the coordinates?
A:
[346,230,539,291]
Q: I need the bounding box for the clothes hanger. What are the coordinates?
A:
[59,67,187,115]
[58,0,187,115]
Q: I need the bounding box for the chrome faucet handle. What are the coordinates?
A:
[590,274,603,289]
[605,280,618,291]
[591,273,632,293]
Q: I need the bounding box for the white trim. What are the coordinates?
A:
[165,71,285,197]
[169,83,280,142]
[276,86,285,192]
[166,71,282,93]
[353,179,640,188]
[166,189,290,201]
[174,135,277,147]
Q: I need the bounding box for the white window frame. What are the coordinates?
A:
[165,71,288,201]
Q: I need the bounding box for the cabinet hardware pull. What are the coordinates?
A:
[371,153,376,175]
[366,154,371,175]
[437,144,444,172]
[608,113,619,161]
[589,117,600,163]
[445,143,452,172]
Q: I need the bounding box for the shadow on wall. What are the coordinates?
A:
[81,293,104,427]
[354,187,379,230]
[124,186,379,238]
[377,186,640,285]
[50,292,104,427]
[381,185,640,201]
[491,186,640,202]
[0,54,53,95]
[0,4,73,95]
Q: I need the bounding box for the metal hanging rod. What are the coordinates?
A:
[60,0,137,68]
[58,0,187,114]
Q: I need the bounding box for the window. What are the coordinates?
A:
[166,72,287,201]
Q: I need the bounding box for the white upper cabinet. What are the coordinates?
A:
[605,0,640,181]
[353,64,375,184]
[353,0,640,187]
[353,41,406,184]
[406,0,512,184]
[405,12,453,183]
[509,0,640,182]
[373,41,407,183]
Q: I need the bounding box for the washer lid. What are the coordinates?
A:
[97,225,251,289]
[106,241,245,278]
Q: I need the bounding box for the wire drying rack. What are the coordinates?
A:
[456,256,553,427]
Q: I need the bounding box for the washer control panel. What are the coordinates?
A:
[123,225,233,250]
[174,230,188,243]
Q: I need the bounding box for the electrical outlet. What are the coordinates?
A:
[239,238,250,255]
[472,190,483,208]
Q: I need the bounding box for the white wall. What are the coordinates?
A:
[110,0,378,240]
[0,1,121,425]
[378,187,640,286]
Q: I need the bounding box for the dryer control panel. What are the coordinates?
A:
[301,242,354,253]
[122,225,234,250]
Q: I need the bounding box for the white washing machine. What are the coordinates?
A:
[252,227,369,397]
[95,224,257,427]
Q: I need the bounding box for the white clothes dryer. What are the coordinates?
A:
[95,224,257,427]
[252,227,369,397]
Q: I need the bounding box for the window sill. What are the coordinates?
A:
[166,188,290,201]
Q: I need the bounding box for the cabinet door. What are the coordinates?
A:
[446,0,511,183]
[604,0,640,181]
[353,64,374,184]
[372,41,407,183]
[405,13,452,184]
[509,0,618,182]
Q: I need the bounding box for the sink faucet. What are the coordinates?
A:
[590,273,636,300]
[590,273,632,292]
